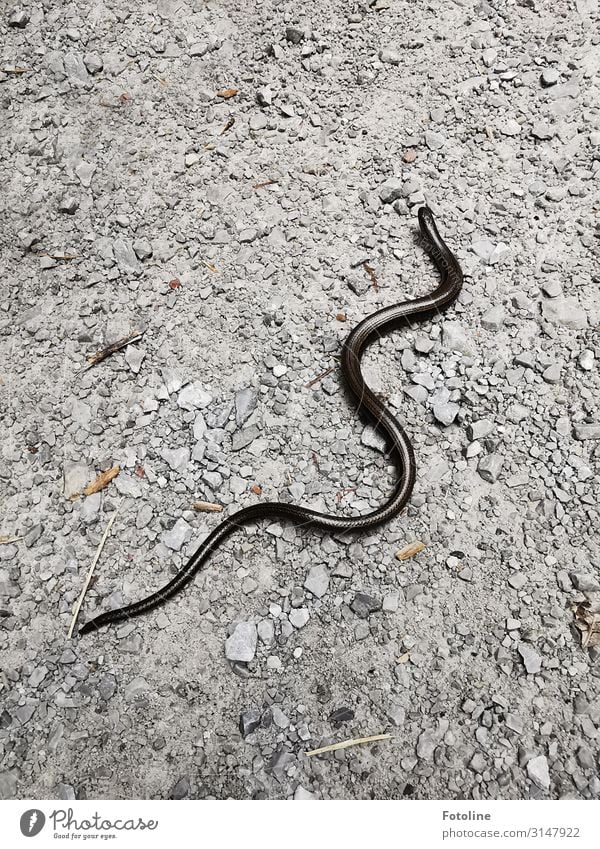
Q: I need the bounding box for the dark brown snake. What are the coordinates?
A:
[79,206,463,636]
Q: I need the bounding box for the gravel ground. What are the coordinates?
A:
[1,0,599,801]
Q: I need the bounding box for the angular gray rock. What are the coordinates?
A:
[526,755,550,791]
[350,592,382,618]
[304,564,329,598]
[518,643,542,675]
[239,708,262,737]
[477,454,504,483]
[162,518,193,551]
[235,387,257,426]
[225,622,257,663]
[442,321,475,355]
[178,382,212,411]
[542,297,587,329]
[378,177,404,203]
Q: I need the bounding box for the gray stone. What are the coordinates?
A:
[83,53,104,74]
[416,723,446,760]
[232,425,260,451]
[133,239,152,261]
[360,424,387,452]
[379,46,402,65]
[442,321,475,355]
[477,454,503,483]
[124,677,149,700]
[425,130,446,150]
[257,619,275,645]
[304,564,329,598]
[578,350,594,371]
[225,622,257,663]
[75,160,96,187]
[235,387,257,426]
[162,518,193,551]
[170,777,190,799]
[59,196,79,214]
[0,771,17,799]
[124,345,145,374]
[29,666,48,687]
[542,297,587,329]
[63,462,89,499]
[256,86,273,106]
[9,10,29,27]
[532,122,555,140]
[432,400,459,426]
[64,52,90,84]
[526,755,550,791]
[57,783,76,800]
[355,621,370,640]
[294,786,317,800]
[499,119,521,136]
[542,364,561,384]
[509,573,527,590]
[272,705,289,728]
[98,675,117,700]
[518,643,542,674]
[16,705,36,724]
[378,177,404,203]
[286,26,304,44]
[467,419,494,441]
[113,239,141,274]
[541,68,559,87]
[178,382,212,411]
[388,704,406,727]
[573,424,600,441]
[289,608,309,628]
[240,708,261,737]
[570,573,600,592]
[160,447,190,472]
[383,592,399,612]
[350,592,382,618]
[472,239,509,265]
[481,306,505,330]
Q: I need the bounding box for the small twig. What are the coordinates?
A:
[304,366,335,389]
[1,66,31,74]
[362,261,379,292]
[48,253,79,261]
[83,466,120,496]
[68,505,121,639]
[336,486,357,502]
[0,535,24,545]
[305,734,393,757]
[395,540,426,561]
[192,500,223,513]
[81,330,144,373]
[252,179,279,190]
[201,259,219,273]
[220,117,235,135]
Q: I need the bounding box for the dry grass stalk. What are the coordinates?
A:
[305,734,393,757]
[67,505,120,639]
[0,535,24,545]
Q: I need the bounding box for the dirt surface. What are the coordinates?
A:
[1,0,599,800]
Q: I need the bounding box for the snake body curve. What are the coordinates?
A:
[79,206,463,635]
